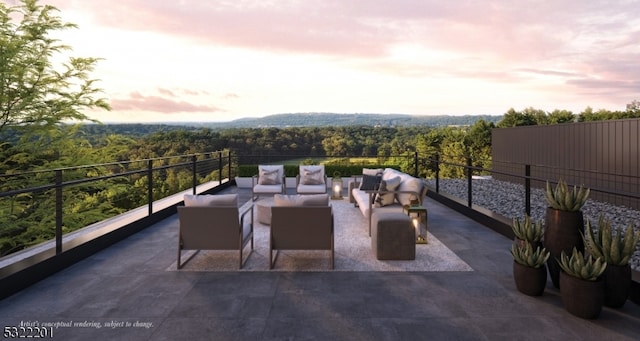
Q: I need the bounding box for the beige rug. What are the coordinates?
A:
[166,199,473,272]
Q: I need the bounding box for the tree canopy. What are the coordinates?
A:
[0,0,109,137]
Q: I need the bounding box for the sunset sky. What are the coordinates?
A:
[35,0,640,123]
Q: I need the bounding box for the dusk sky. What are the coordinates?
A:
[38,0,640,123]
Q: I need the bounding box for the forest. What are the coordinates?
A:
[3,105,640,257]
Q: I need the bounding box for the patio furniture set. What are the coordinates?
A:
[176,165,428,270]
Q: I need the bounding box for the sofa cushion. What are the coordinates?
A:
[300,166,324,185]
[274,194,329,206]
[360,174,382,191]
[362,168,384,176]
[397,177,424,206]
[184,194,238,207]
[374,176,401,207]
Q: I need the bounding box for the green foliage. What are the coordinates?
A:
[558,248,607,281]
[545,179,589,211]
[583,216,640,266]
[578,102,640,122]
[512,215,544,242]
[511,243,550,268]
[0,0,109,136]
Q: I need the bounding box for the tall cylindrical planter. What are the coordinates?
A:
[603,264,632,308]
[513,261,547,296]
[544,208,584,288]
[559,271,604,319]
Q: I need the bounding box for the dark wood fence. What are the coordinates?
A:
[492,118,640,209]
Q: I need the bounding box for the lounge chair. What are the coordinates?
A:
[296,165,328,194]
[269,194,334,269]
[252,165,286,201]
[177,194,253,269]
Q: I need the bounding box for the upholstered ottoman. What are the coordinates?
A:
[371,212,415,260]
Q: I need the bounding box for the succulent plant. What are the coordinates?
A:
[545,179,590,211]
[557,247,606,281]
[583,215,640,266]
[512,215,544,242]
[511,243,550,268]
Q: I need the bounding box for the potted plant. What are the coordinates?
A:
[512,215,544,250]
[583,215,640,308]
[544,179,590,288]
[557,248,607,319]
[511,243,550,296]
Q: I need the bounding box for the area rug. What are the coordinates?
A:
[166,199,473,272]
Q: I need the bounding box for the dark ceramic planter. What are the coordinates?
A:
[513,261,547,296]
[544,207,584,288]
[559,271,604,319]
[604,264,632,308]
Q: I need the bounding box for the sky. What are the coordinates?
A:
[26,0,640,122]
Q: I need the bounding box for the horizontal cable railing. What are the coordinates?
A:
[2,150,638,265]
[0,151,232,259]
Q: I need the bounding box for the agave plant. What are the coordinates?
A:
[583,215,640,266]
[545,179,590,212]
[512,215,544,242]
[511,243,550,268]
[557,247,607,281]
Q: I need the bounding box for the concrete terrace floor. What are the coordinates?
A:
[1,187,639,341]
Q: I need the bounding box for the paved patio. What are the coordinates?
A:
[1,187,639,340]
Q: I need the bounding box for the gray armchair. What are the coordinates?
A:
[270,205,334,269]
[177,194,253,269]
[252,165,286,201]
[296,165,328,194]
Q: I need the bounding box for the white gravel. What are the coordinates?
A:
[425,177,640,271]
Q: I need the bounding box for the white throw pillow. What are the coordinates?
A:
[362,168,384,176]
[259,167,280,185]
[374,176,401,207]
[184,194,238,207]
[397,178,423,206]
[300,166,324,185]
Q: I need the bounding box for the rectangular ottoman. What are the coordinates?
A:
[371,212,415,260]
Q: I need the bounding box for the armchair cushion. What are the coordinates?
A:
[184,194,238,207]
[274,194,329,206]
[374,176,401,207]
[258,167,280,185]
[299,165,325,185]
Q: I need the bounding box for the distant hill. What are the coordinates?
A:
[175,113,503,128]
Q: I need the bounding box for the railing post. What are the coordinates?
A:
[525,164,531,216]
[218,151,223,184]
[467,157,473,207]
[55,170,63,254]
[192,155,197,194]
[435,154,440,193]
[414,151,419,177]
[228,151,232,180]
[147,159,153,216]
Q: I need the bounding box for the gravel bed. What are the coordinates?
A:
[425,178,640,271]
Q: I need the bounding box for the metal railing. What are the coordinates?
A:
[427,155,640,217]
[3,149,639,261]
[0,151,233,258]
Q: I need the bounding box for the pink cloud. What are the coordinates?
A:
[47,0,640,109]
[111,91,223,114]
